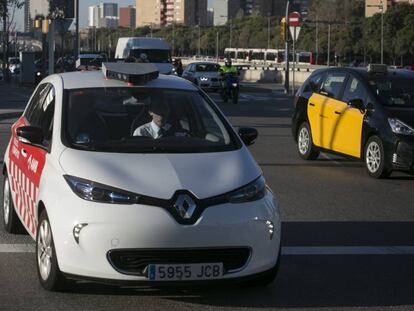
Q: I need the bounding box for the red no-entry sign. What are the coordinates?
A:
[288,12,301,27]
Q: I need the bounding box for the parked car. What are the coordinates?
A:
[292,64,414,178]
[182,62,221,91]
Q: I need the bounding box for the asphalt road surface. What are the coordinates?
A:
[0,82,413,311]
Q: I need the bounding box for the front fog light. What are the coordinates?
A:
[73,223,88,244]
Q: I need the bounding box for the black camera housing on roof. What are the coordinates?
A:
[102,63,159,84]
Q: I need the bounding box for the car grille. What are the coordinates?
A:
[107,248,251,276]
[211,78,218,82]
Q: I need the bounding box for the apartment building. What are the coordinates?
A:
[136,0,207,28]
[120,6,136,28]
[89,3,119,29]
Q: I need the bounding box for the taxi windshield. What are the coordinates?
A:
[64,88,239,153]
[369,78,414,108]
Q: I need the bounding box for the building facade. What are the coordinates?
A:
[120,6,136,28]
[136,0,207,28]
[242,0,288,17]
[365,0,413,17]
[88,2,119,29]
[213,0,242,26]
[24,0,32,32]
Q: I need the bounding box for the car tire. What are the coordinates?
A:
[243,247,281,287]
[36,210,70,291]
[297,122,319,160]
[3,173,24,234]
[364,136,391,179]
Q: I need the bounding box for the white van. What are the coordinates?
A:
[115,37,173,75]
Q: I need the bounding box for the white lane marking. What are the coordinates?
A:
[1,244,414,255]
[282,246,414,256]
[320,152,341,165]
[0,244,35,253]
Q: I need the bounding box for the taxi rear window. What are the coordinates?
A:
[369,78,414,107]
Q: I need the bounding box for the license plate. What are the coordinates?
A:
[148,263,223,281]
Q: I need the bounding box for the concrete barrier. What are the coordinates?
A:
[239,68,313,83]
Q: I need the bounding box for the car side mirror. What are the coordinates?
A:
[238,127,258,146]
[16,126,44,145]
[348,99,365,110]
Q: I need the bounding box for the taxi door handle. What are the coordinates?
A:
[309,103,315,107]
[21,149,27,158]
[335,111,342,115]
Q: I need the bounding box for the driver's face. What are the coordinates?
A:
[150,111,167,127]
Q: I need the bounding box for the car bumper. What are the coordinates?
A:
[50,191,281,282]
[385,136,414,172]
[199,81,221,89]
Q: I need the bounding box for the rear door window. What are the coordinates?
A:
[320,72,347,100]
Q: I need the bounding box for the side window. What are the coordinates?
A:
[27,84,56,147]
[303,72,325,93]
[342,76,369,105]
[320,72,347,100]
[24,84,49,121]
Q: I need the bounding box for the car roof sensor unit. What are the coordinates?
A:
[368,64,388,75]
[102,63,159,84]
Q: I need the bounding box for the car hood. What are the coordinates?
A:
[59,148,261,200]
[384,107,414,128]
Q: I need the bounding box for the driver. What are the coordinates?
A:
[133,100,172,139]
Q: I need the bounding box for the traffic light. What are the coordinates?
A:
[280,17,286,42]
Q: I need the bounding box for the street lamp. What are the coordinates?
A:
[367,0,384,64]
[196,25,201,59]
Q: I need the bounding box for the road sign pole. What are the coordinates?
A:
[292,27,296,95]
[284,1,290,95]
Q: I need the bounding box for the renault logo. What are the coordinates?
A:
[174,194,197,219]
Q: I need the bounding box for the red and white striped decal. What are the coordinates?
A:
[8,117,46,236]
[9,160,39,235]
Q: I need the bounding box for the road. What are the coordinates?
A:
[0,82,413,311]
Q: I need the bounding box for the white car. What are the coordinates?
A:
[2,63,281,291]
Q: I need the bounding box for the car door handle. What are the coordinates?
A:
[309,103,315,107]
[21,149,27,157]
[335,111,342,115]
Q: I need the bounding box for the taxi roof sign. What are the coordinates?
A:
[102,63,159,84]
[368,64,388,75]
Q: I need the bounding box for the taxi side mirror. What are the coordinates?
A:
[16,126,44,145]
[238,127,258,146]
[348,99,365,111]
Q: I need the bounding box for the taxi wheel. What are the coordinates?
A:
[297,122,319,160]
[36,210,70,291]
[3,173,23,234]
[364,136,391,179]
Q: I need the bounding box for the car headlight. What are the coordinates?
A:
[228,176,266,203]
[64,175,137,204]
[388,118,414,136]
[200,77,209,82]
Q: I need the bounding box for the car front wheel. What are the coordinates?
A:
[364,136,391,179]
[36,210,70,291]
[297,122,319,160]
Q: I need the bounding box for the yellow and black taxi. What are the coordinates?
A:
[292,65,414,178]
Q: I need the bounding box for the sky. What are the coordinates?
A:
[15,0,215,31]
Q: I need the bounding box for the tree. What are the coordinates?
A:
[1,0,23,82]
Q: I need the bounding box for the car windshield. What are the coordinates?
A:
[9,59,19,65]
[131,49,172,63]
[196,64,220,72]
[369,78,414,107]
[64,88,239,153]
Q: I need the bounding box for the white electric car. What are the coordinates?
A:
[2,63,281,291]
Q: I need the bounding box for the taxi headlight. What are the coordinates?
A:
[200,77,209,82]
[64,175,137,204]
[388,118,414,136]
[227,176,266,203]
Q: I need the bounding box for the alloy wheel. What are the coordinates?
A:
[37,220,53,281]
[3,178,10,225]
[298,127,310,155]
[366,141,381,173]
